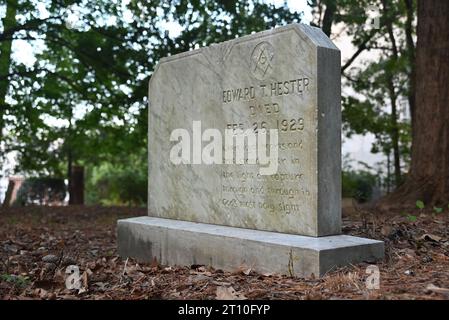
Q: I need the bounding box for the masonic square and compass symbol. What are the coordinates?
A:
[250,41,275,80]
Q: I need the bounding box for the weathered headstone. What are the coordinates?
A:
[118,24,383,277]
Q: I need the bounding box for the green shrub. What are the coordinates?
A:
[342,170,377,203]
[85,158,147,206]
[14,177,66,206]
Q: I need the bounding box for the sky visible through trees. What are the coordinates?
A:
[0,0,312,201]
[0,0,415,204]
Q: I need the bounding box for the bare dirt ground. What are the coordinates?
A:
[1,205,449,300]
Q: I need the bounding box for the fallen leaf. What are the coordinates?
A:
[426,284,449,295]
[380,225,392,236]
[189,274,212,283]
[78,287,87,294]
[216,286,247,300]
[42,254,59,264]
[399,248,417,259]
[82,271,89,289]
[47,292,57,300]
[150,257,159,268]
[419,234,443,242]
[36,288,48,299]
[163,266,173,272]
[242,267,252,276]
[33,279,58,290]
[212,281,231,286]
[62,257,77,266]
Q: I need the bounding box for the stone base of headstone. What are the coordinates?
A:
[118,216,383,277]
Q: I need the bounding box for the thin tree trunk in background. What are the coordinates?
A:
[383,0,402,187]
[67,148,73,204]
[388,79,401,187]
[70,165,84,205]
[0,0,18,145]
[321,0,336,37]
[386,152,391,193]
[378,0,449,208]
[2,179,14,207]
[404,0,416,123]
[66,110,84,205]
[68,148,85,205]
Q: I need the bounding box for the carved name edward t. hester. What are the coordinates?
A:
[222,77,310,103]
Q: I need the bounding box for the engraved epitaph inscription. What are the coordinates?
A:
[148,24,341,236]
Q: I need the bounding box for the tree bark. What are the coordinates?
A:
[387,78,401,187]
[386,152,391,193]
[67,143,84,205]
[404,0,416,123]
[378,0,449,209]
[382,0,402,187]
[321,0,336,37]
[0,0,18,145]
[69,165,84,205]
[67,148,73,204]
[2,179,14,207]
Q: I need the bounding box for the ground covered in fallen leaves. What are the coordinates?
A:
[1,205,449,300]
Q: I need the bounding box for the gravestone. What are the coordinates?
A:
[118,23,383,277]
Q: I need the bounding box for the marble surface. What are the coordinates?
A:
[148,23,341,236]
[118,217,384,277]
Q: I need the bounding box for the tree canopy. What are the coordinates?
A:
[1,0,302,204]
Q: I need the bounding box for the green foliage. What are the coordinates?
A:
[85,151,147,206]
[406,214,417,222]
[14,177,66,206]
[1,0,302,192]
[0,274,30,288]
[433,206,443,214]
[0,0,418,206]
[416,200,425,209]
[342,169,377,203]
[322,0,416,187]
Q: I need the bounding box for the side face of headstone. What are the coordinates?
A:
[148,24,341,236]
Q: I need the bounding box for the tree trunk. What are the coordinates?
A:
[404,0,416,123]
[2,179,14,207]
[69,165,84,205]
[0,0,18,144]
[387,79,401,187]
[383,0,402,187]
[67,149,85,205]
[67,148,73,204]
[321,0,336,37]
[378,0,449,209]
[386,151,391,193]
